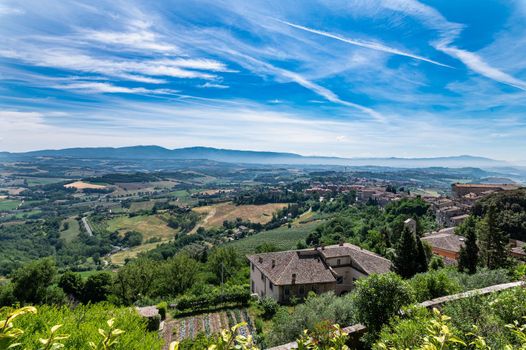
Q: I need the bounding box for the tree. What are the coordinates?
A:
[353,272,414,333]
[59,271,84,299]
[207,247,241,284]
[255,243,279,253]
[113,258,159,305]
[477,206,510,270]
[156,253,199,297]
[82,272,113,303]
[11,258,57,304]
[392,226,427,278]
[457,215,479,274]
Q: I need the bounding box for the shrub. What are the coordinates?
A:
[352,273,414,334]
[157,301,168,321]
[409,269,461,302]
[259,297,278,319]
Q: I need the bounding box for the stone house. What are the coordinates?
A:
[247,243,392,303]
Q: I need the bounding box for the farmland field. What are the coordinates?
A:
[64,181,107,190]
[228,220,321,255]
[129,200,156,212]
[60,217,81,243]
[193,202,287,228]
[109,241,165,265]
[0,199,21,211]
[105,214,178,240]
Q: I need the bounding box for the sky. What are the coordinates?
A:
[1,0,526,161]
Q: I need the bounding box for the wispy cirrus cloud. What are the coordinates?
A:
[52,82,179,95]
[277,20,452,68]
[376,0,526,90]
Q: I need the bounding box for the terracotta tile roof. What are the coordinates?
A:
[318,243,392,275]
[247,250,336,285]
[248,243,392,285]
[422,230,465,253]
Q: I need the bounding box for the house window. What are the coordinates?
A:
[261,272,265,281]
[336,276,343,284]
[269,281,273,291]
[299,286,305,295]
[251,263,254,271]
[337,259,341,266]
[251,281,255,292]
[284,286,290,296]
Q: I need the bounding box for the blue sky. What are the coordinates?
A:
[1,0,526,161]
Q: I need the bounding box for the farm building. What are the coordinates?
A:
[247,243,392,303]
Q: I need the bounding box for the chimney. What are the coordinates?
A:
[258,257,263,263]
[321,245,325,250]
[339,241,344,246]
[291,273,296,284]
[272,259,275,268]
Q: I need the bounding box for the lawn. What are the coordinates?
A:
[105,214,178,241]
[228,220,321,255]
[193,202,287,228]
[0,199,21,211]
[60,217,81,243]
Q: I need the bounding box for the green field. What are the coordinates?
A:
[129,200,156,212]
[60,217,81,243]
[105,214,178,240]
[0,199,21,211]
[228,220,321,255]
[24,177,69,186]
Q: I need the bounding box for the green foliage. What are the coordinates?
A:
[352,273,414,334]
[254,243,279,254]
[428,255,445,270]
[11,258,58,305]
[157,302,167,321]
[82,272,113,303]
[393,226,427,278]
[258,297,278,319]
[409,270,461,302]
[443,268,513,291]
[457,215,479,274]
[207,247,242,284]
[0,304,162,349]
[477,205,512,270]
[267,292,356,347]
[58,271,84,299]
[174,284,250,313]
[296,322,350,350]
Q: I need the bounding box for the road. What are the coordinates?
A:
[81,217,93,236]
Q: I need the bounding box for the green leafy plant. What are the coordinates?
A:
[88,319,125,350]
[0,306,37,349]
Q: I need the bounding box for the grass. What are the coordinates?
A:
[105,214,178,240]
[109,241,165,265]
[228,220,321,255]
[193,202,287,228]
[0,199,21,211]
[25,177,69,186]
[60,217,81,243]
[129,200,156,212]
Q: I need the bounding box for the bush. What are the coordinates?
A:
[352,273,414,334]
[409,270,461,302]
[175,284,250,313]
[157,301,168,321]
[259,297,278,319]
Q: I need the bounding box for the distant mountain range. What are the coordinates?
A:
[0,146,511,168]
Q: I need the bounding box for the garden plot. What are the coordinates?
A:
[172,308,255,341]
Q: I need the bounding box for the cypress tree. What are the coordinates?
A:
[457,215,479,274]
[478,205,509,269]
[393,226,420,278]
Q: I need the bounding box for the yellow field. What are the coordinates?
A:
[192,202,287,228]
[64,181,107,190]
[109,241,163,265]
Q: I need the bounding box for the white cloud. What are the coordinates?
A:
[52,82,178,95]
[278,20,451,68]
[199,82,229,89]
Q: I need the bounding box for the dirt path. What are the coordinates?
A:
[189,207,216,235]
[81,217,93,236]
[162,321,176,350]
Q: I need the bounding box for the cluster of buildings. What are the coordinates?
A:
[426,183,520,228]
[305,182,410,206]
